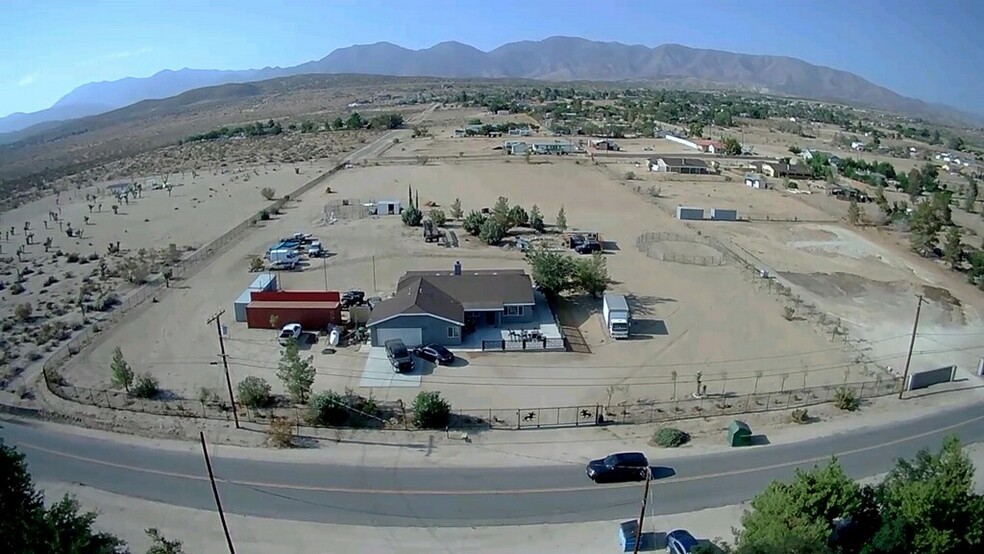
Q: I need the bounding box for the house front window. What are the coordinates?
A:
[448,326,460,339]
[505,306,524,316]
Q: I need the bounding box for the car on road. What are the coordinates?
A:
[278,323,303,346]
[585,452,650,483]
[341,289,365,309]
[413,344,454,365]
[666,529,700,554]
[384,339,414,373]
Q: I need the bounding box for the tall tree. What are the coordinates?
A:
[0,440,125,554]
[110,346,134,393]
[964,177,978,212]
[942,226,963,270]
[277,339,315,403]
[847,198,862,226]
[555,205,568,232]
[573,253,611,298]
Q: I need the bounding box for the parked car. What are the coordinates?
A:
[278,323,303,346]
[340,289,365,308]
[666,529,700,554]
[585,452,649,483]
[307,241,323,257]
[413,344,454,365]
[569,234,586,249]
[575,241,602,254]
[384,339,414,373]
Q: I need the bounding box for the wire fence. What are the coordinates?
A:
[43,376,900,432]
[635,232,727,266]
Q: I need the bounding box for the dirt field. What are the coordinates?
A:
[61,159,854,411]
[0,159,347,387]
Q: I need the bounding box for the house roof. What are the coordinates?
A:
[765,162,812,176]
[696,139,723,148]
[367,277,464,327]
[657,157,709,169]
[398,269,535,310]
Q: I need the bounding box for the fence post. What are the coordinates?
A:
[594,404,600,425]
[105,390,112,408]
[516,410,521,430]
[86,388,96,406]
[859,381,866,399]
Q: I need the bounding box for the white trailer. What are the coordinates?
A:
[603,294,631,339]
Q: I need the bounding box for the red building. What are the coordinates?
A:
[245,290,341,330]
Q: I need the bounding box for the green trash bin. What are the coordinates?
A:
[728,420,752,447]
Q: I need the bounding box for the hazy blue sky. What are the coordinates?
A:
[2,0,982,117]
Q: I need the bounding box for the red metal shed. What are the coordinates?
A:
[245,300,342,330]
[250,290,340,303]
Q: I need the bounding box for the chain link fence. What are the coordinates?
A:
[635,232,726,266]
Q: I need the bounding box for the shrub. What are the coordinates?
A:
[411,391,451,429]
[267,416,295,448]
[790,408,810,423]
[401,205,423,227]
[462,210,487,235]
[94,292,119,312]
[783,306,795,321]
[237,376,272,408]
[479,218,507,245]
[834,387,860,411]
[14,302,32,321]
[625,171,636,180]
[10,283,25,295]
[428,209,447,227]
[132,373,159,398]
[259,209,271,221]
[198,387,220,405]
[249,256,265,272]
[652,427,690,448]
[43,276,59,287]
[260,187,276,200]
[310,390,347,426]
[66,253,80,263]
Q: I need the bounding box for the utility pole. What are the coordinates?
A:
[898,295,926,400]
[200,432,237,554]
[207,310,239,428]
[632,468,652,554]
[372,255,377,293]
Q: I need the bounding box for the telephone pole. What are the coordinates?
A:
[898,295,926,400]
[207,310,239,428]
[632,468,652,554]
[200,432,237,554]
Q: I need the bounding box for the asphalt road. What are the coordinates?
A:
[3,401,983,527]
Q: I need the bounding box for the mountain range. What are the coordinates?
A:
[2,36,979,135]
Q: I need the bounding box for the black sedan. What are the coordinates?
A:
[413,344,455,365]
[585,452,650,483]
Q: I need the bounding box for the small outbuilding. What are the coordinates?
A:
[373,200,402,215]
[744,173,767,189]
[233,273,278,322]
[245,290,341,330]
[710,208,738,221]
[676,206,705,220]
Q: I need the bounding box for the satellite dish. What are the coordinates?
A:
[328,328,340,347]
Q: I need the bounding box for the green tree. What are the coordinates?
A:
[507,205,529,227]
[145,528,185,554]
[736,459,878,554]
[722,136,742,155]
[906,168,922,200]
[0,439,125,554]
[411,391,451,429]
[942,226,963,270]
[847,198,862,226]
[875,186,890,218]
[573,252,611,298]
[964,177,978,212]
[479,217,507,245]
[909,199,943,257]
[525,246,575,297]
[401,204,423,227]
[110,346,134,392]
[345,112,365,129]
[330,117,344,130]
[789,145,802,154]
[236,376,272,408]
[529,204,545,232]
[491,196,511,227]
[449,198,463,219]
[688,122,704,139]
[867,436,984,554]
[277,339,315,403]
[555,205,568,232]
[462,210,487,235]
[428,209,447,228]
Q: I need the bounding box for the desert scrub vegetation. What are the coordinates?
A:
[237,376,272,408]
[651,427,691,448]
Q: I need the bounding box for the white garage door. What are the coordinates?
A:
[376,328,423,347]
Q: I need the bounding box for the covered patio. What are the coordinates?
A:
[457,291,565,352]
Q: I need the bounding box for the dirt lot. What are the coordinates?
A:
[61,159,854,411]
[0,159,346,387]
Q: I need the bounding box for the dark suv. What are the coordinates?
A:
[384,339,414,373]
[585,452,650,483]
[575,240,602,254]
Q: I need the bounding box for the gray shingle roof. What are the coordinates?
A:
[399,269,534,310]
[367,277,464,326]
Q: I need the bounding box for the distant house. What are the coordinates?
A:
[744,174,767,189]
[107,182,131,195]
[495,109,510,115]
[465,124,486,135]
[503,140,528,155]
[530,140,576,155]
[696,139,724,154]
[648,157,711,175]
[590,138,620,151]
[801,150,842,166]
[851,141,867,151]
[508,127,533,137]
[755,162,812,180]
[452,129,467,138]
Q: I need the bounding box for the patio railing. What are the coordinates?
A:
[481,337,567,352]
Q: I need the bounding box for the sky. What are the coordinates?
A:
[2,0,982,118]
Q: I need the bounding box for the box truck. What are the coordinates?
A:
[603,294,631,339]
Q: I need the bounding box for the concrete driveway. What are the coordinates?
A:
[358,347,422,389]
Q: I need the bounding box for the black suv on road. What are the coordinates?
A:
[585,452,650,483]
